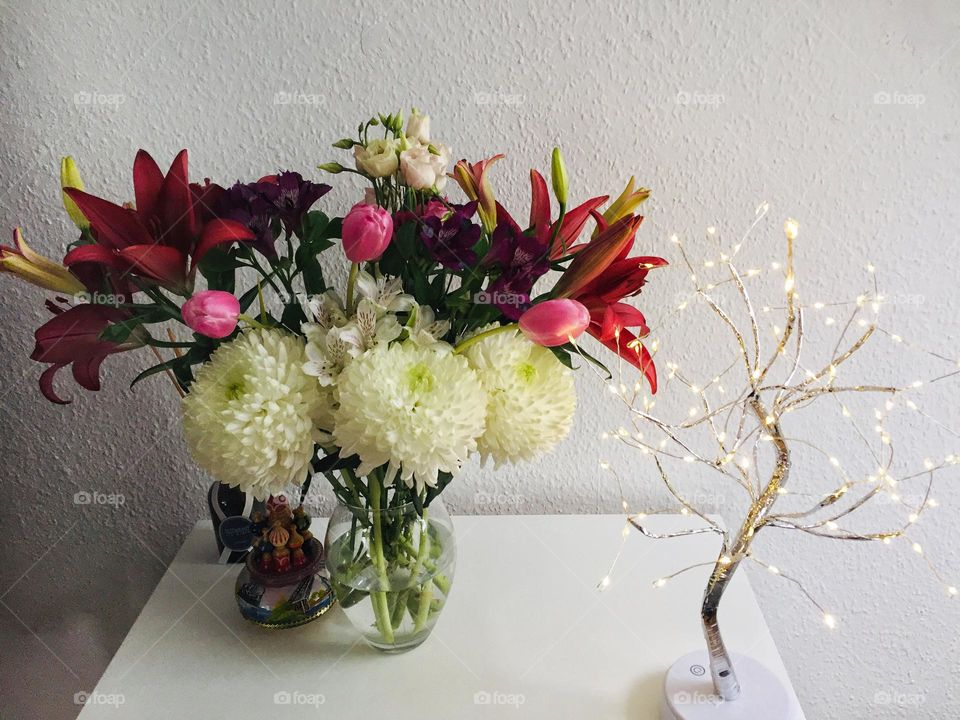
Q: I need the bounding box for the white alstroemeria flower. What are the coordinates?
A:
[404,304,451,347]
[303,337,340,386]
[303,289,347,329]
[355,271,415,314]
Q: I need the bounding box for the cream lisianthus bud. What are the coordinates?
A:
[406,109,431,144]
[354,138,399,178]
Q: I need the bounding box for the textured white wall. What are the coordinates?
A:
[2,0,960,717]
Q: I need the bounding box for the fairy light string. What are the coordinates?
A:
[583,207,959,634]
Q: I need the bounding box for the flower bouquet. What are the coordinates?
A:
[2,110,666,649]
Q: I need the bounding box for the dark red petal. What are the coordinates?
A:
[614,215,644,261]
[72,353,107,391]
[191,219,256,270]
[63,189,153,249]
[133,150,163,219]
[553,216,640,298]
[549,196,609,260]
[494,202,521,236]
[609,302,647,329]
[592,327,658,394]
[117,244,187,289]
[156,150,196,253]
[63,244,126,270]
[529,170,550,233]
[39,364,71,404]
[31,305,126,363]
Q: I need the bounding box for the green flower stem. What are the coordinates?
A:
[368,473,394,644]
[414,583,433,633]
[345,262,359,311]
[237,314,271,330]
[412,511,433,633]
[453,323,519,354]
[398,536,451,595]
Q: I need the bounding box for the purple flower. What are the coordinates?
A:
[419,202,481,270]
[272,171,331,234]
[482,222,550,320]
[218,172,330,257]
[219,181,281,257]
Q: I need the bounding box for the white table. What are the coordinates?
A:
[77,515,804,719]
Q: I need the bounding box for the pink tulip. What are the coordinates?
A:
[519,298,590,347]
[342,202,393,262]
[181,290,240,339]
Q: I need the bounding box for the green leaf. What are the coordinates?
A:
[130,355,187,389]
[424,471,454,507]
[550,346,575,370]
[280,300,306,333]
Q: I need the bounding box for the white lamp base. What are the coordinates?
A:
[660,651,803,720]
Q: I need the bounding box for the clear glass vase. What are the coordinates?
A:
[325,496,456,652]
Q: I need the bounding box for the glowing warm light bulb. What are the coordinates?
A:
[948,586,958,597]
[784,219,799,240]
[823,613,837,629]
[912,543,923,555]
[599,576,611,590]
[654,578,667,588]
[768,565,780,575]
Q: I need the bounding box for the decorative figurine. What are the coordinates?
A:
[234,494,335,628]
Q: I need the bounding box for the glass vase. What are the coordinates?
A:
[325,496,456,652]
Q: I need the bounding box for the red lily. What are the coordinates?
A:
[526,169,609,259]
[553,214,667,393]
[63,150,254,294]
[31,303,143,404]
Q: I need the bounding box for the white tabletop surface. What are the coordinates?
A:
[77,515,804,719]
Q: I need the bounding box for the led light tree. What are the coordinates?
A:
[591,209,957,719]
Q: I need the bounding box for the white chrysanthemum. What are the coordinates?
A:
[182,329,332,499]
[333,342,487,492]
[463,325,576,465]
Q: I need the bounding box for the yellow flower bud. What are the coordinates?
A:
[60,156,89,229]
[551,147,569,208]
